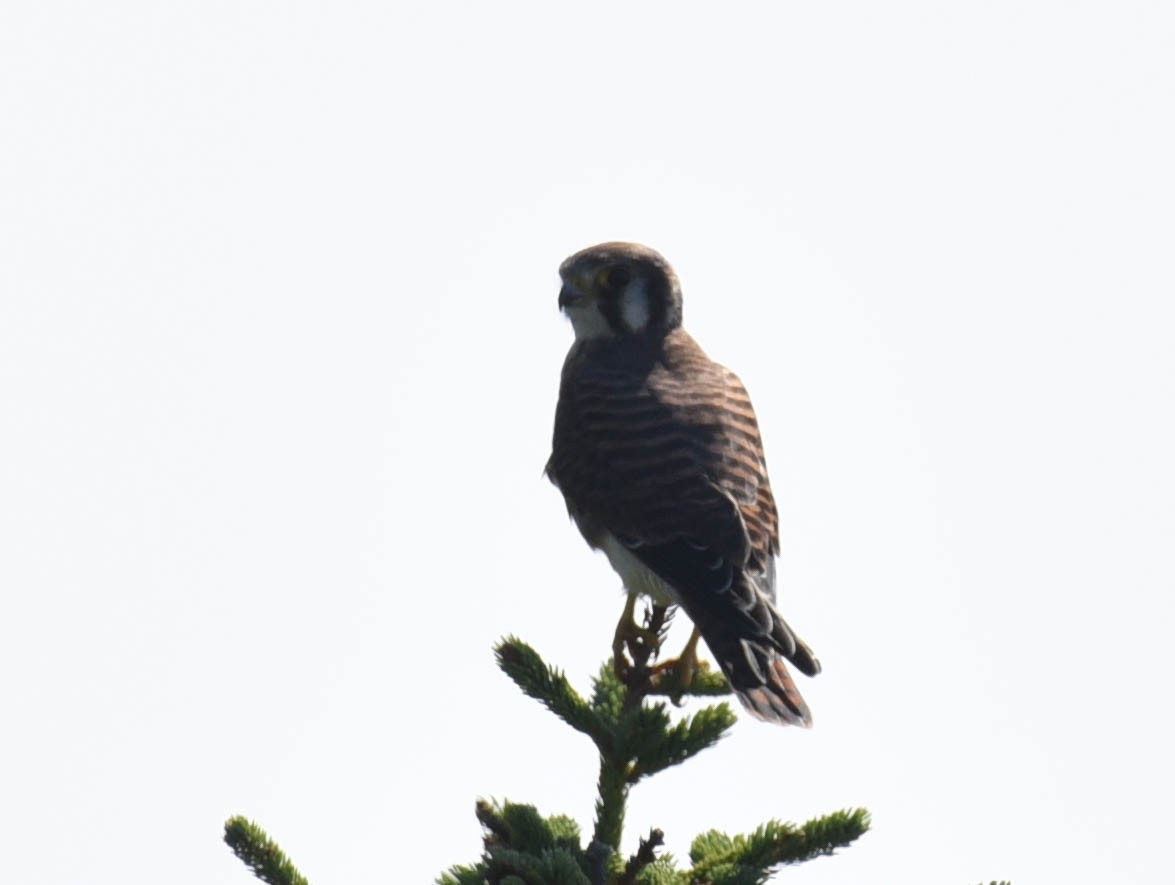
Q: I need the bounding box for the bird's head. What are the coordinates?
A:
[557,242,683,342]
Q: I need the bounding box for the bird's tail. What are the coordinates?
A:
[693,600,821,727]
[624,536,820,726]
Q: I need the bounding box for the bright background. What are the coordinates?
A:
[2,3,1172,884]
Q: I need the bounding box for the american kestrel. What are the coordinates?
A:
[546,242,821,726]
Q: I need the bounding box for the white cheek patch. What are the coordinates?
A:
[619,281,650,333]
[568,303,615,340]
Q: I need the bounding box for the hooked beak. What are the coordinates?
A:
[558,282,587,310]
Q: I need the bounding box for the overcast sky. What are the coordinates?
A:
[2,3,1173,884]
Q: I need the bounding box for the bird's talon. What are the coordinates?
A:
[612,594,666,684]
[649,628,702,700]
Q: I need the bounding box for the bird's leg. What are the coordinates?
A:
[612,595,664,681]
[651,627,702,700]
[612,594,639,679]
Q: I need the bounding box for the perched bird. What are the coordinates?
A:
[546,242,821,726]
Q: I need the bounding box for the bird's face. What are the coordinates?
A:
[558,242,682,342]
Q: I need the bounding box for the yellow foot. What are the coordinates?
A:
[612,596,664,681]
[651,628,702,702]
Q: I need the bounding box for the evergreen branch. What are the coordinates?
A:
[593,753,630,852]
[496,638,609,747]
[689,808,870,880]
[629,703,736,782]
[474,799,585,857]
[617,828,665,885]
[545,813,586,853]
[629,854,682,885]
[790,807,871,862]
[592,610,668,855]
[223,817,309,885]
[475,799,512,849]
[617,703,672,775]
[436,866,484,885]
[501,802,554,853]
[591,660,627,720]
[441,633,873,885]
[442,800,593,885]
[647,662,732,697]
[483,846,593,884]
[619,606,671,715]
[483,848,549,885]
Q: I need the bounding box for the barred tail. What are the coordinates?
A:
[625,536,821,727]
[704,631,814,725]
[694,597,821,727]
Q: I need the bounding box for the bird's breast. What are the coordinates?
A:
[598,530,680,607]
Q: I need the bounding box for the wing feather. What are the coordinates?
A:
[549,329,777,577]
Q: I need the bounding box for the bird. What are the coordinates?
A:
[546,241,821,726]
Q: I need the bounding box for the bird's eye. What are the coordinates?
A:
[599,267,631,290]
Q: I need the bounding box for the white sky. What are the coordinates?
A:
[2,2,1173,883]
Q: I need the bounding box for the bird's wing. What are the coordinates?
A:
[550,330,818,724]
[646,330,780,578]
[550,329,778,579]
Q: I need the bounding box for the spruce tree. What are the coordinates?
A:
[437,602,867,885]
[223,604,1007,883]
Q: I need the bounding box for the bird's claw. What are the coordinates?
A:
[613,599,669,683]
[649,628,702,702]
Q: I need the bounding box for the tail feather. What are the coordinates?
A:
[691,576,821,727]
[784,631,822,678]
[701,630,816,726]
[623,535,820,726]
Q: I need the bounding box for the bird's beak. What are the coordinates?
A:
[558,282,587,310]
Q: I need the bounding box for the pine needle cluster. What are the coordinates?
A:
[224,817,308,885]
